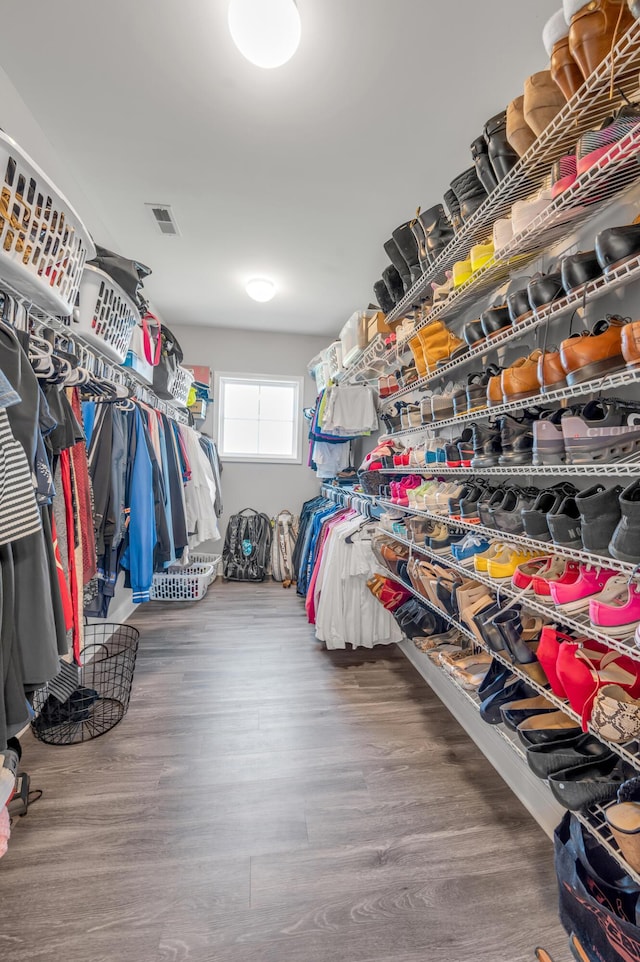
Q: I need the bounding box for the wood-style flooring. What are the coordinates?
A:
[0,582,568,962]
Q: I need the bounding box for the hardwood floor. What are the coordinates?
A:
[0,582,568,962]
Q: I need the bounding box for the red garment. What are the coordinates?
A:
[60,450,81,663]
[51,513,73,632]
[70,389,97,584]
[305,509,352,624]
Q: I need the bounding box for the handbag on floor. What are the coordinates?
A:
[554,811,640,961]
[222,508,272,582]
[270,509,298,586]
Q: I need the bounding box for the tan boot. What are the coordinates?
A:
[523,71,566,138]
[409,334,428,378]
[419,321,465,373]
[506,96,537,157]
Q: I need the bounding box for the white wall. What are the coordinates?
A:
[174,324,328,539]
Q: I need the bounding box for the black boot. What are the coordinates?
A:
[410,217,431,274]
[418,204,455,262]
[392,222,422,285]
[450,167,489,222]
[443,189,463,232]
[470,135,498,195]
[382,264,405,306]
[383,238,411,293]
[373,279,394,314]
[484,110,519,181]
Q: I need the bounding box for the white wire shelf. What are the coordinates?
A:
[332,334,388,384]
[380,368,640,439]
[385,573,640,879]
[382,298,640,408]
[375,20,640,333]
[376,460,640,479]
[389,562,640,777]
[375,495,640,580]
[0,277,190,424]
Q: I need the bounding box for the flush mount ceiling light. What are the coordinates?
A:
[245,278,277,302]
[228,0,301,69]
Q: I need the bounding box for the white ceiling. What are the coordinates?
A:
[1,0,560,335]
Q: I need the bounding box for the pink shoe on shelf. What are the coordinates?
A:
[531,558,580,604]
[512,556,554,592]
[395,476,422,507]
[550,564,619,613]
[589,576,640,637]
[551,154,577,199]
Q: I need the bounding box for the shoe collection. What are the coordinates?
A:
[381,397,640,469]
[381,471,640,565]
[370,526,640,813]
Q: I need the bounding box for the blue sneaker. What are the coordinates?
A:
[451,533,491,565]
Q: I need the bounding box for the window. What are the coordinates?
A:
[216,373,304,463]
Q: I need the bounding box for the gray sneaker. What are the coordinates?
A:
[562,399,640,464]
[546,495,582,549]
[575,483,622,557]
[609,480,640,563]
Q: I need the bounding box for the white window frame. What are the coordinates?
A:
[215,372,305,465]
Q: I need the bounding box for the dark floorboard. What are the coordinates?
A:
[0,582,568,961]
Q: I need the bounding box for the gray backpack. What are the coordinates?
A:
[222,508,272,582]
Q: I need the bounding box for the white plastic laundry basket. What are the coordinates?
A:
[149,563,216,602]
[75,265,140,362]
[169,365,194,407]
[0,131,95,315]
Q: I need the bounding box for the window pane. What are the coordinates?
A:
[223,418,259,455]
[259,384,296,421]
[224,382,260,420]
[258,419,295,457]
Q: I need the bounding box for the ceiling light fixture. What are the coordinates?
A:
[228,0,301,69]
[245,278,277,302]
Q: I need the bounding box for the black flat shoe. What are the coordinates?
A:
[500,695,557,731]
[477,658,515,700]
[548,756,625,811]
[480,679,535,725]
[595,223,640,274]
[526,733,615,779]
[560,249,602,295]
[517,710,582,746]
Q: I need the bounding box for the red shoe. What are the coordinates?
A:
[531,558,580,604]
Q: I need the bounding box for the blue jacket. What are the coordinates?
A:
[121,407,156,603]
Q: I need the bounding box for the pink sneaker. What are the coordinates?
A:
[531,558,580,603]
[550,564,619,613]
[512,556,554,592]
[551,154,577,199]
[589,576,640,636]
[395,476,422,507]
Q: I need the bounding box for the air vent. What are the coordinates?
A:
[146,203,180,236]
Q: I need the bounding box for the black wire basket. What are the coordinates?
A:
[31,623,140,745]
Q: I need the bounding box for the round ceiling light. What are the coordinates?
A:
[246,278,277,302]
[228,0,301,69]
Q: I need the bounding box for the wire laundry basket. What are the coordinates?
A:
[31,623,140,745]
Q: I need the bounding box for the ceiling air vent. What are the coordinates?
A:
[146,203,180,236]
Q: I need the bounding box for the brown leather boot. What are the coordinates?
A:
[506,96,537,156]
[544,8,585,100]
[501,351,543,402]
[537,349,568,392]
[567,0,635,81]
[523,71,566,137]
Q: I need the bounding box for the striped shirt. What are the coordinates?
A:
[0,407,42,545]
